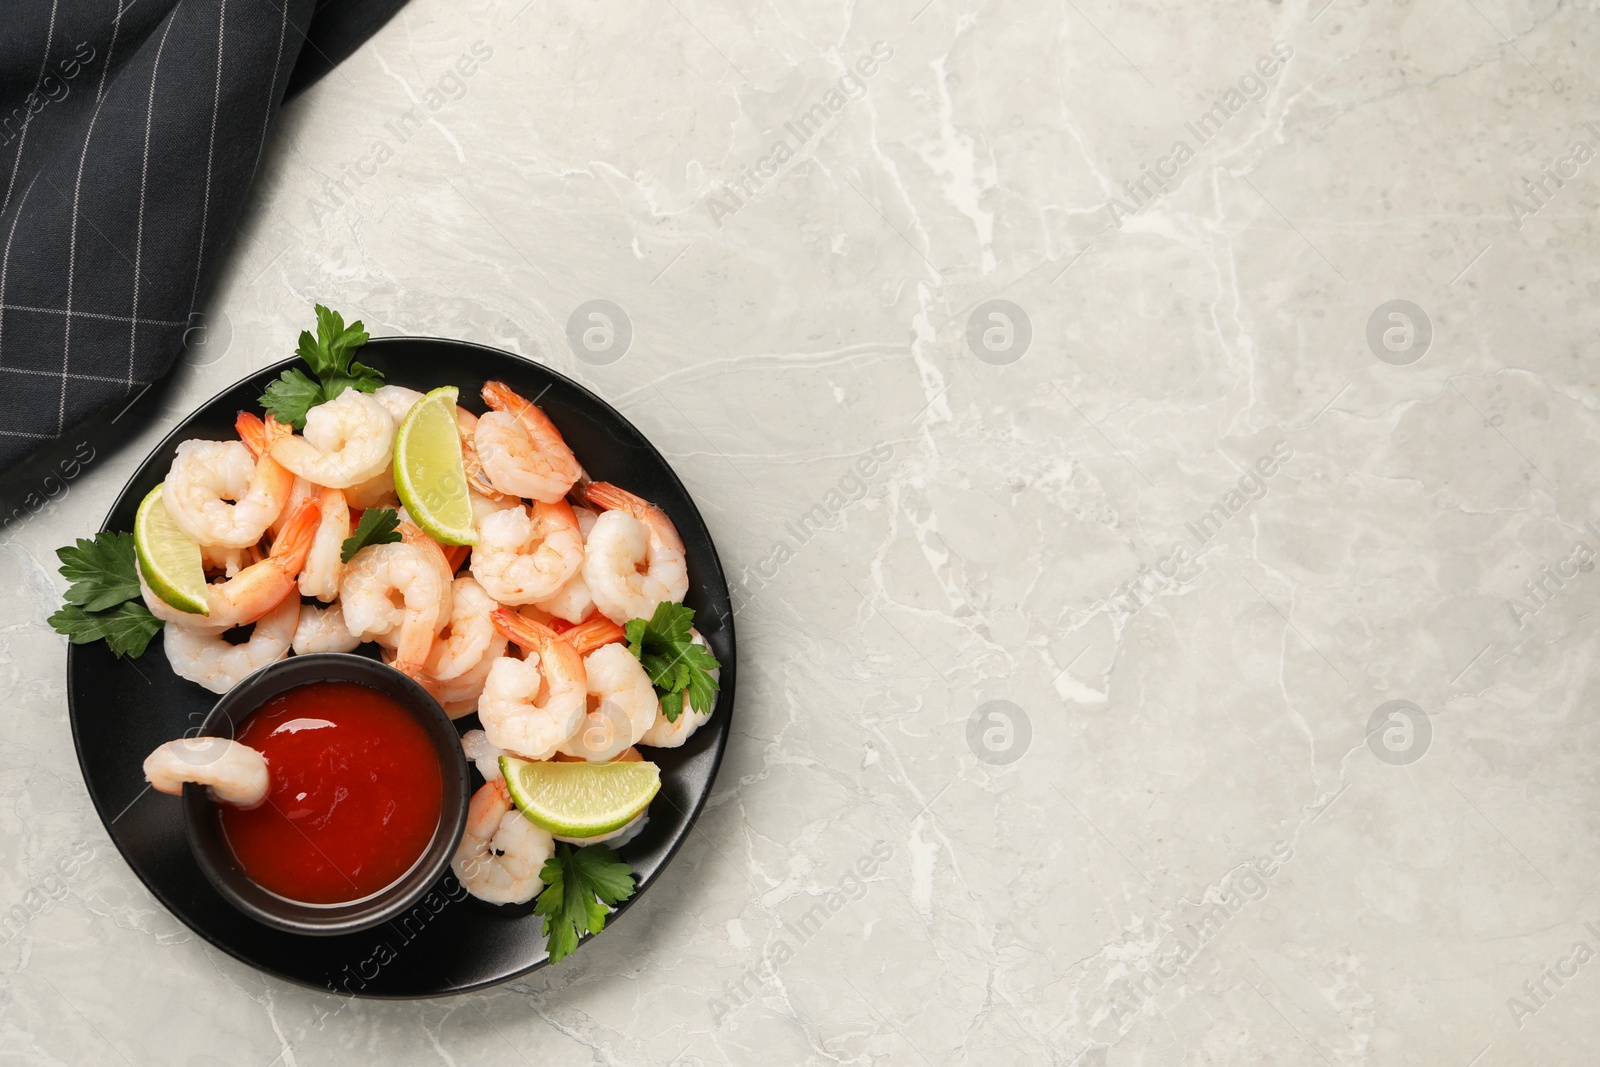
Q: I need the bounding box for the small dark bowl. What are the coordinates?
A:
[182,653,471,936]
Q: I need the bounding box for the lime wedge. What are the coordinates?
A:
[133,484,208,615]
[394,385,476,546]
[500,756,661,839]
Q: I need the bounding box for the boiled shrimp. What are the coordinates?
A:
[269,477,318,539]
[460,729,504,781]
[583,482,688,624]
[451,778,554,905]
[456,407,511,502]
[424,575,499,681]
[238,414,311,539]
[344,468,398,510]
[206,498,319,626]
[474,381,583,503]
[533,505,598,624]
[199,542,257,578]
[340,538,448,676]
[471,487,521,526]
[298,486,350,602]
[143,737,270,808]
[373,384,424,424]
[471,500,583,604]
[478,609,587,760]
[410,631,506,718]
[164,423,294,549]
[401,522,456,630]
[556,642,658,762]
[292,601,362,655]
[163,593,299,694]
[638,700,714,749]
[139,569,229,633]
[269,389,394,488]
[140,499,320,628]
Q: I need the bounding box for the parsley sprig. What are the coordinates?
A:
[625,602,720,722]
[340,507,402,563]
[534,843,637,964]
[258,304,383,429]
[47,533,161,657]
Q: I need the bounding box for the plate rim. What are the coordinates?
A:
[66,335,736,998]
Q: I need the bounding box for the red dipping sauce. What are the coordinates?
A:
[220,681,444,905]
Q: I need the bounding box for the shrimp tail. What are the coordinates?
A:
[269,499,322,574]
[480,381,533,417]
[491,608,588,688]
[237,411,293,458]
[483,381,577,455]
[564,615,627,654]
[583,481,646,515]
[490,607,584,658]
[584,481,685,558]
[236,411,267,456]
[540,498,580,529]
[390,625,436,679]
[318,485,349,520]
[491,606,548,651]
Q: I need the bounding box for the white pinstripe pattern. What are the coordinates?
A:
[4,366,155,383]
[55,0,132,430]
[188,0,225,314]
[93,0,126,106]
[1,304,187,326]
[231,0,287,292]
[0,173,41,366]
[62,3,130,432]
[0,3,57,375]
[0,0,57,219]
[254,0,290,173]
[130,4,184,392]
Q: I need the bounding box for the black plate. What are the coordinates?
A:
[67,336,735,997]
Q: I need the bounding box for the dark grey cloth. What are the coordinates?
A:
[0,0,406,470]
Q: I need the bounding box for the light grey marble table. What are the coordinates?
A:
[5,0,1600,1063]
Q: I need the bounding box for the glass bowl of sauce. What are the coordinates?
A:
[182,653,470,936]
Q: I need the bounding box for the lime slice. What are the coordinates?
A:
[394,385,477,546]
[500,756,661,838]
[133,484,208,615]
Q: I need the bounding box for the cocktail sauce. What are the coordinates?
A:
[220,681,444,905]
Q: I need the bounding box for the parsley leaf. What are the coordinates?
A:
[624,601,721,722]
[340,507,402,563]
[298,305,362,374]
[680,642,721,716]
[259,304,383,429]
[49,601,162,658]
[56,532,141,611]
[48,529,162,658]
[258,368,323,430]
[533,843,636,965]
